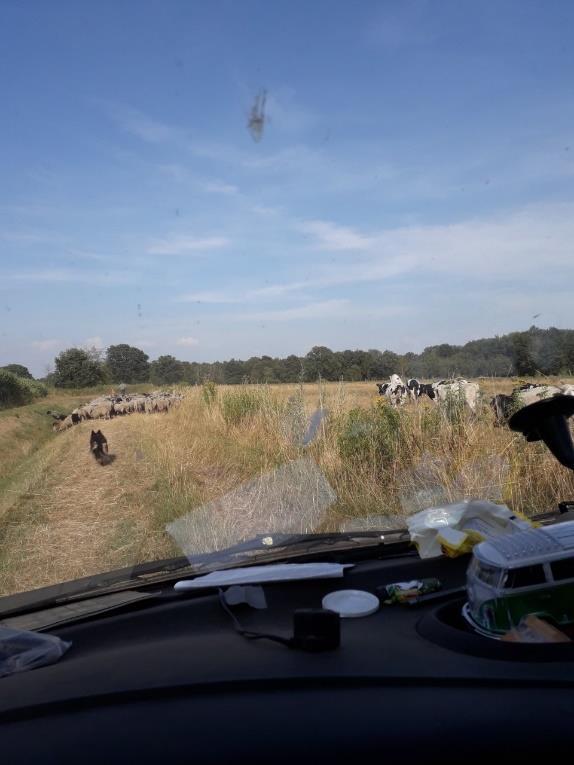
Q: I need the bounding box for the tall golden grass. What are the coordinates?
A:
[129,379,574,544]
[1,378,574,596]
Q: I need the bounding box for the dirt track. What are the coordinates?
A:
[0,416,169,596]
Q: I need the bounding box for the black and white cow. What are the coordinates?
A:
[514,383,562,407]
[377,375,409,406]
[490,383,565,425]
[432,378,480,412]
[420,383,437,400]
[407,378,419,400]
[407,378,436,401]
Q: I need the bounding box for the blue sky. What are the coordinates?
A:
[1,0,573,376]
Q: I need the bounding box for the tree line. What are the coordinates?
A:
[3,326,574,389]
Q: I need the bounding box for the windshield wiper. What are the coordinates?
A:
[0,529,411,619]
[184,528,411,567]
[0,556,198,619]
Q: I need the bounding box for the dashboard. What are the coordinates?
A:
[1,551,573,763]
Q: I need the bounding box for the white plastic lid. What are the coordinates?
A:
[322,589,380,618]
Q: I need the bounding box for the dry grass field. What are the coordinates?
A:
[1,377,574,596]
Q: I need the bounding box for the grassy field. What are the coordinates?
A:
[1,377,574,597]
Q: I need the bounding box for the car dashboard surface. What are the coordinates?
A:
[1,553,574,764]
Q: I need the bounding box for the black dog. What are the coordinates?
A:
[90,430,109,465]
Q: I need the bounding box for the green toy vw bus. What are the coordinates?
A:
[463,521,574,637]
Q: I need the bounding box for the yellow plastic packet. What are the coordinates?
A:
[436,527,476,557]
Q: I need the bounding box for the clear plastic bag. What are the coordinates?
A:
[406,499,532,559]
[0,627,71,679]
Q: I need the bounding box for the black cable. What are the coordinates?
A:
[217,589,293,647]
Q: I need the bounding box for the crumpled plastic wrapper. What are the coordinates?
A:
[406,499,532,559]
[0,627,71,679]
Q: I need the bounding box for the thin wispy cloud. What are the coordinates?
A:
[0,204,54,216]
[158,163,188,181]
[30,339,61,351]
[176,336,199,347]
[63,248,112,263]
[240,299,350,322]
[241,144,323,172]
[298,220,375,251]
[100,102,572,206]
[1,231,65,245]
[233,299,408,324]
[133,340,157,350]
[298,203,574,279]
[265,89,317,134]
[175,290,242,304]
[175,261,410,306]
[175,282,309,304]
[251,205,282,217]
[146,235,230,256]
[104,103,185,145]
[104,100,322,178]
[202,181,238,195]
[0,269,134,286]
[174,202,574,310]
[366,0,436,49]
[157,164,239,195]
[85,336,104,349]
[250,282,309,299]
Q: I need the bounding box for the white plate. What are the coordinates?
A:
[322,589,380,618]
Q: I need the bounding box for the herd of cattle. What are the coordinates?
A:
[49,391,183,432]
[377,375,481,411]
[377,375,574,424]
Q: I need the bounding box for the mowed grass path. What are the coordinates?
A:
[0,413,173,596]
[1,378,574,597]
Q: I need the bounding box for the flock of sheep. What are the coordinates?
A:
[49,391,183,432]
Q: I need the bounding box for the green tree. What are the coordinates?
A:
[0,370,34,408]
[223,358,247,384]
[246,357,273,382]
[511,333,537,376]
[150,355,183,384]
[304,346,341,381]
[560,332,574,373]
[282,354,304,382]
[434,343,457,358]
[253,356,279,382]
[44,328,574,388]
[336,349,371,380]
[378,350,401,378]
[345,364,363,381]
[0,364,33,379]
[367,350,390,378]
[106,344,150,383]
[53,348,107,388]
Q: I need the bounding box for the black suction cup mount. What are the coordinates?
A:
[509,394,574,470]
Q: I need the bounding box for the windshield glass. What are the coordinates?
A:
[475,562,502,589]
[1,1,574,597]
